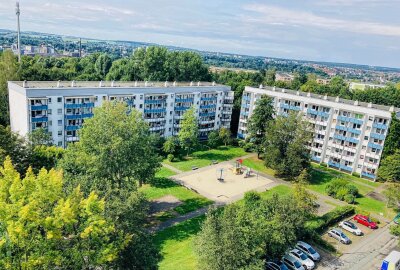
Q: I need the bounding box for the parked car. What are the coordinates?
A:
[339,220,363,236]
[353,214,378,229]
[296,241,320,261]
[327,228,351,244]
[266,261,289,270]
[289,249,315,270]
[282,254,305,270]
[393,213,400,225]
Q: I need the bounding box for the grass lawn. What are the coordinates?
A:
[164,146,247,172]
[259,185,292,199]
[141,168,212,215]
[154,215,205,270]
[242,156,276,176]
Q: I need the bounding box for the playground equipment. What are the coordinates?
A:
[216,168,225,181]
[231,159,243,175]
[243,167,252,178]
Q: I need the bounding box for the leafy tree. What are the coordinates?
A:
[383,113,400,158]
[247,96,274,158]
[218,127,231,146]
[0,125,30,174]
[207,130,220,148]
[27,127,53,146]
[291,72,307,90]
[0,157,129,270]
[294,169,317,215]
[163,136,179,155]
[29,145,64,173]
[178,107,199,156]
[263,113,312,179]
[264,68,276,86]
[0,51,19,125]
[379,150,400,182]
[383,183,400,209]
[95,53,112,78]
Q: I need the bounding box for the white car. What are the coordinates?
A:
[339,220,362,236]
[289,249,315,270]
[296,241,320,261]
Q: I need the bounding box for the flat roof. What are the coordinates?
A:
[9,81,225,89]
[248,85,399,113]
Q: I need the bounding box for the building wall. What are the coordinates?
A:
[8,82,233,148]
[238,86,397,180]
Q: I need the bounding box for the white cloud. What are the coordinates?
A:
[243,3,400,37]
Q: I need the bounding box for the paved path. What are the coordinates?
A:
[162,163,183,174]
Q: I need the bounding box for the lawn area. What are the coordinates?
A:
[154,215,205,270]
[259,185,292,199]
[141,168,212,215]
[242,156,276,176]
[164,146,247,172]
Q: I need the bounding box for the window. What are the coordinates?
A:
[58,120,62,126]
[58,141,62,147]
[48,132,52,137]
[48,109,52,115]
[139,104,143,109]
[48,120,52,126]
[57,97,62,103]
[48,98,52,104]
[364,136,368,140]
[355,113,363,119]
[58,130,62,136]
[57,109,62,115]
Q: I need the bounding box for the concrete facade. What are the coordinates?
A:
[238,86,399,180]
[8,81,234,148]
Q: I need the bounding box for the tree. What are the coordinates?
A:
[0,51,19,126]
[60,101,161,190]
[291,72,307,90]
[264,68,276,86]
[383,183,400,209]
[293,169,317,215]
[0,125,30,174]
[27,127,53,146]
[378,151,400,182]
[218,127,231,146]
[178,107,199,156]
[263,113,312,179]
[163,136,179,155]
[383,113,400,158]
[0,157,130,270]
[247,96,274,158]
[95,53,112,78]
[207,130,220,148]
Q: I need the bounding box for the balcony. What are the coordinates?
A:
[65,103,95,109]
[175,106,190,111]
[144,108,166,114]
[31,116,48,123]
[31,105,48,111]
[337,115,363,125]
[65,125,81,131]
[333,134,359,144]
[311,156,321,162]
[149,126,165,131]
[240,111,249,116]
[175,98,194,103]
[242,95,251,101]
[307,108,330,118]
[200,104,216,109]
[370,133,385,140]
[144,99,166,104]
[368,142,383,150]
[335,125,361,135]
[328,161,340,169]
[200,97,217,101]
[340,164,353,172]
[280,103,301,111]
[372,123,387,129]
[65,114,82,120]
[241,103,250,109]
[361,171,376,179]
[199,112,215,117]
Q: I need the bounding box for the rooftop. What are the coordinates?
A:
[251,85,400,113]
[9,81,225,89]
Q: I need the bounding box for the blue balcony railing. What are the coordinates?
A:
[175,106,190,111]
[175,98,194,103]
[144,99,166,104]
[368,142,383,150]
[31,116,48,123]
[201,97,217,101]
[65,115,82,120]
[280,103,301,111]
[240,111,249,116]
[82,113,94,118]
[199,112,215,117]
[372,123,387,130]
[242,95,251,101]
[333,134,359,144]
[31,105,48,111]
[307,108,330,118]
[370,133,385,140]
[237,133,245,139]
[144,108,166,114]
[65,103,95,109]
[241,103,250,108]
[311,156,321,162]
[335,125,361,135]
[328,161,340,168]
[337,115,363,125]
[65,125,81,131]
[200,104,216,109]
[340,164,353,172]
[361,171,376,179]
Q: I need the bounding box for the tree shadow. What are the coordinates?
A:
[149,177,178,188]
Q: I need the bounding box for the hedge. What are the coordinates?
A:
[305,205,356,233]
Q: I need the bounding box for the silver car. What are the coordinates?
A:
[282,254,305,270]
[295,241,320,261]
[289,249,315,270]
[328,228,351,244]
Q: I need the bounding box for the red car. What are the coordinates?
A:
[353,214,378,229]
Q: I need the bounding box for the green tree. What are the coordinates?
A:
[293,169,317,215]
[263,113,312,179]
[383,183,400,209]
[379,151,400,182]
[291,72,307,90]
[383,113,400,158]
[247,96,274,158]
[95,53,112,78]
[0,125,30,174]
[163,136,179,155]
[0,51,19,125]
[207,130,220,148]
[264,68,276,86]
[0,157,130,270]
[178,107,199,156]
[28,127,53,146]
[218,127,231,146]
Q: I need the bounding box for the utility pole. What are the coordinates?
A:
[79,38,82,57]
[16,1,21,62]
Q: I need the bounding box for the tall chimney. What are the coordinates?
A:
[16,1,21,62]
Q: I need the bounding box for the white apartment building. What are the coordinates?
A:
[238,86,400,180]
[8,81,234,148]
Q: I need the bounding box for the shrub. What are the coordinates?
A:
[319,205,355,232]
[325,178,358,204]
[344,194,356,204]
[167,154,174,162]
[238,140,246,148]
[352,172,361,177]
[335,187,348,201]
[346,184,359,196]
[320,163,327,168]
[243,142,254,152]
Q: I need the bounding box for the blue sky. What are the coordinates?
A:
[1,0,399,67]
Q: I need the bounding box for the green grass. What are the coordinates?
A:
[242,157,276,176]
[259,185,292,199]
[154,215,205,270]
[164,146,247,172]
[156,167,178,178]
[140,176,212,215]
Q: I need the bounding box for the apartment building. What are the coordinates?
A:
[8,81,233,148]
[238,86,399,180]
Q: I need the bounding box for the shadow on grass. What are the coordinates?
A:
[175,198,212,215]
[310,170,335,186]
[149,177,179,188]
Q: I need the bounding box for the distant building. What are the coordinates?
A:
[238,85,399,180]
[275,73,294,83]
[317,78,330,85]
[349,82,386,91]
[8,81,233,148]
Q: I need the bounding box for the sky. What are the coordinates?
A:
[0,0,399,68]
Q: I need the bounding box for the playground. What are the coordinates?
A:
[173,159,275,203]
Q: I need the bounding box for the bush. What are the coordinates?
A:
[238,140,246,148]
[344,194,356,204]
[346,184,359,196]
[319,205,355,232]
[352,172,361,177]
[243,142,254,152]
[325,178,358,204]
[167,154,174,162]
[320,163,327,167]
[335,187,348,201]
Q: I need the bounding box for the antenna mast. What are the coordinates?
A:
[16,1,21,62]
